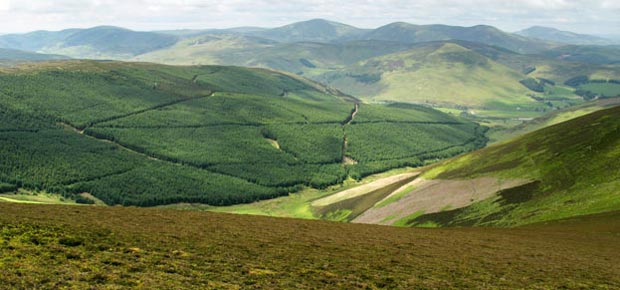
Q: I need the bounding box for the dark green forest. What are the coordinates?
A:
[0,61,486,206]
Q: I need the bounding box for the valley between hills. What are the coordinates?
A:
[1,17,620,288]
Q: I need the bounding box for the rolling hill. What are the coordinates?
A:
[536,44,620,65]
[318,42,539,109]
[134,36,417,74]
[0,48,68,61]
[0,60,486,207]
[4,21,619,124]
[0,26,178,59]
[516,26,614,45]
[0,29,79,51]
[133,34,278,65]
[248,19,368,43]
[358,22,554,53]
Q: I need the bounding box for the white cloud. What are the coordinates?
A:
[0,0,10,11]
[0,0,618,35]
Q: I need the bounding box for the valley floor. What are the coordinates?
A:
[1,203,619,289]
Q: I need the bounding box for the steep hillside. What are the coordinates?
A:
[352,105,620,227]
[516,26,614,45]
[0,60,485,207]
[359,23,553,53]
[249,19,368,43]
[2,203,619,288]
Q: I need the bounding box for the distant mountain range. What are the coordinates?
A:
[1,19,615,60]
[0,26,178,59]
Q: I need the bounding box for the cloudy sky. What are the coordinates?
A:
[1,0,619,35]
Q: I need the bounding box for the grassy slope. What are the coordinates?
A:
[1,203,619,288]
[419,105,620,226]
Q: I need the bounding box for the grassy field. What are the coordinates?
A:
[0,189,78,205]
[1,203,619,288]
[579,82,620,97]
[488,98,620,142]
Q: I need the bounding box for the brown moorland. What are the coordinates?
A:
[1,203,619,289]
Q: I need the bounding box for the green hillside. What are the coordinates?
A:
[0,60,485,207]
[414,105,620,226]
[320,42,541,110]
[282,104,620,228]
[488,98,620,142]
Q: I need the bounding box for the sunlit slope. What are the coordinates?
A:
[415,105,620,226]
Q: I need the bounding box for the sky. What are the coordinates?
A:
[0,0,619,36]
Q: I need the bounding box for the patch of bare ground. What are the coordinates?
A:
[353,177,529,225]
[312,172,419,207]
[342,156,358,165]
[265,138,281,150]
[79,192,107,206]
